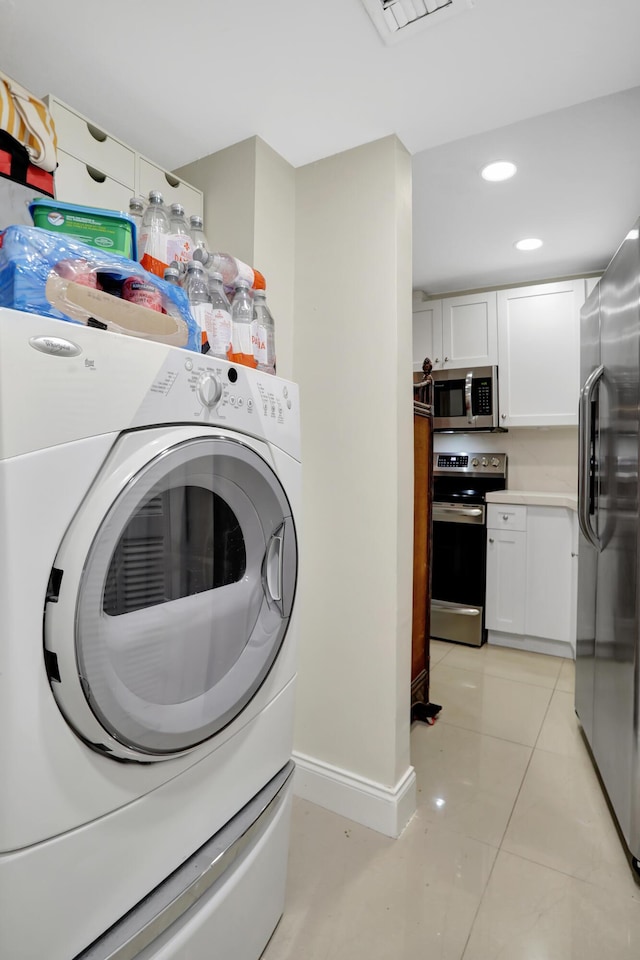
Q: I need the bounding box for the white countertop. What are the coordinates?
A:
[485,490,578,510]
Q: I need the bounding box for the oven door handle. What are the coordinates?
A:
[433,503,485,523]
[431,602,481,617]
[465,370,474,424]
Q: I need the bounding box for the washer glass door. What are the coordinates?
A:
[59,435,296,757]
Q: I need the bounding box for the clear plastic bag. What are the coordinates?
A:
[0,225,200,351]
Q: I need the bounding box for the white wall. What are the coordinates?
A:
[433,427,578,492]
[175,138,296,380]
[292,136,415,833]
[178,134,415,836]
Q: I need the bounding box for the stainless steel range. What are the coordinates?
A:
[431,452,507,647]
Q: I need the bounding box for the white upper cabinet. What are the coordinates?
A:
[412,300,442,372]
[497,279,583,427]
[412,291,497,372]
[441,291,498,369]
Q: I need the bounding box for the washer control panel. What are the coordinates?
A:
[135,351,300,459]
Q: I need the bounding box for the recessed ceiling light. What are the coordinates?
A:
[481,160,517,182]
[515,238,543,251]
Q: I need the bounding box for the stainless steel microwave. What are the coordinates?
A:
[432,365,500,431]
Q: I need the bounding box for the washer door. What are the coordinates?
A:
[45,433,297,761]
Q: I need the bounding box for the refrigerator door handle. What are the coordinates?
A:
[578,363,604,551]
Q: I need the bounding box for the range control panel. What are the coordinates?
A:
[434,452,507,478]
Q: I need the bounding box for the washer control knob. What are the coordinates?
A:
[197,374,222,408]
[481,457,489,467]
[491,457,500,468]
[471,458,480,467]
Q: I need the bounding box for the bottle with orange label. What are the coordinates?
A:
[184,260,213,354]
[229,279,256,367]
[193,247,265,291]
[138,191,170,277]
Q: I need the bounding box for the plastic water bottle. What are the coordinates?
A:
[138,191,170,274]
[167,203,193,265]
[207,271,232,360]
[193,247,266,291]
[128,197,144,257]
[163,265,181,286]
[252,290,276,374]
[229,279,256,367]
[185,260,213,353]
[189,215,209,256]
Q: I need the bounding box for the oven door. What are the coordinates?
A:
[431,500,486,646]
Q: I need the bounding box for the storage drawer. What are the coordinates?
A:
[47,98,135,189]
[138,157,203,218]
[487,503,527,532]
[54,150,133,214]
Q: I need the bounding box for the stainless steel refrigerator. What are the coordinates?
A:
[576,218,640,880]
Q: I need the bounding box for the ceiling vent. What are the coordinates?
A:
[361,0,477,45]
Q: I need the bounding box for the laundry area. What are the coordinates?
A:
[2,2,640,959]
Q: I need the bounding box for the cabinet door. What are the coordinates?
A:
[441,291,498,368]
[412,301,443,371]
[497,280,582,427]
[525,506,574,644]
[137,158,204,219]
[485,528,526,634]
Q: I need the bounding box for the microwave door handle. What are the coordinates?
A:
[465,371,474,424]
[578,363,603,551]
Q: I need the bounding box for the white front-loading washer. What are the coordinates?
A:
[0,308,301,959]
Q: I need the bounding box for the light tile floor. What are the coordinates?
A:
[263,641,640,960]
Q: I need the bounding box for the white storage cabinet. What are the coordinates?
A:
[412,291,498,371]
[45,96,203,219]
[486,503,578,656]
[496,279,583,427]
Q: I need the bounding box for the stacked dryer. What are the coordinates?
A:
[0,307,300,960]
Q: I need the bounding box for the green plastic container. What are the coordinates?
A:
[29,199,137,260]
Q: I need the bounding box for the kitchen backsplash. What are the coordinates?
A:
[433,427,578,493]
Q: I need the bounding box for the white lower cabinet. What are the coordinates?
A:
[486,528,526,633]
[486,503,577,657]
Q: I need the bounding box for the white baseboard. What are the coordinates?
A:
[488,630,575,659]
[291,751,416,839]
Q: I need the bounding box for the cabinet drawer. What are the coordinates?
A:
[137,158,203,218]
[48,99,135,189]
[55,150,133,214]
[487,503,527,531]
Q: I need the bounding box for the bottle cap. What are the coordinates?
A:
[253,290,266,299]
[186,260,204,273]
[192,247,206,264]
[170,203,185,216]
[190,215,203,228]
[235,279,250,290]
[164,267,180,282]
[210,271,223,282]
[148,190,164,203]
[129,197,144,211]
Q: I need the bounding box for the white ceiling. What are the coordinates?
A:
[2,0,640,293]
